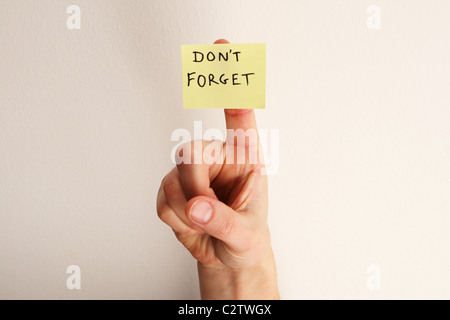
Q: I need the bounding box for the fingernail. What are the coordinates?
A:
[190,201,213,224]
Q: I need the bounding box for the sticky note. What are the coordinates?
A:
[181,43,266,109]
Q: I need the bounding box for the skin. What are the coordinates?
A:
[156,39,279,300]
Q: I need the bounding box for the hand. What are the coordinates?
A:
[157,39,279,299]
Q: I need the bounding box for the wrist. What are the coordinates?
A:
[197,248,280,300]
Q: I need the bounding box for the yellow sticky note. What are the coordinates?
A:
[181,43,266,109]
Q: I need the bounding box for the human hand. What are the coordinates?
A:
[157,39,278,299]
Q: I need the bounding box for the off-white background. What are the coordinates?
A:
[1,0,449,299]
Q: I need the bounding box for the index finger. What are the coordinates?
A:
[214,39,259,132]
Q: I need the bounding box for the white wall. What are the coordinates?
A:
[0,0,449,299]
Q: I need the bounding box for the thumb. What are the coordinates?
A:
[186,196,254,252]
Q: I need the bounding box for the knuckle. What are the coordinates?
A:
[175,141,190,158]
[156,192,166,214]
[162,175,179,198]
[175,227,198,237]
[157,204,169,220]
[176,141,193,158]
[176,140,203,165]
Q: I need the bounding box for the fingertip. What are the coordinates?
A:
[186,196,215,224]
[214,39,230,44]
[186,196,213,214]
[224,109,254,115]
